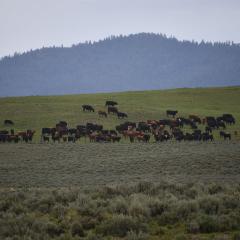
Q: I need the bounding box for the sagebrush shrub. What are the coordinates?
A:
[71,222,84,237]
[96,214,148,237]
[109,196,128,214]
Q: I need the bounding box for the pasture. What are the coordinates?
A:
[0,86,240,142]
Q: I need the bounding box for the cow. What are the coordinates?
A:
[137,134,151,143]
[98,110,107,118]
[217,121,226,129]
[68,128,77,135]
[82,105,95,112]
[137,122,151,132]
[108,106,118,114]
[154,130,171,142]
[52,132,60,143]
[117,112,128,119]
[192,130,202,141]
[6,134,20,143]
[86,123,103,132]
[4,120,14,125]
[110,130,118,136]
[105,101,118,106]
[116,122,136,133]
[172,129,184,141]
[42,128,52,135]
[68,135,76,143]
[184,133,194,141]
[166,110,178,118]
[189,115,201,124]
[206,117,218,129]
[220,131,231,140]
[58,121,68,127]
[202,132,214,141]
[0,130,9,135]
[205,126,212,133]
[42,135,50,142]
[111,136,121,143]
[0,134,8,143]
[222,114,235,125]
[159,119,171,126]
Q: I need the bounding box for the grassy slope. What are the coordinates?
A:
[0,86,240,141]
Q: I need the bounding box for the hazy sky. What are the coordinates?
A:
[0,0,240,57]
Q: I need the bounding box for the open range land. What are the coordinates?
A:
[0,87,240,240]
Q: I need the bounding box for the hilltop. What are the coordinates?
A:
[0,33,240,96]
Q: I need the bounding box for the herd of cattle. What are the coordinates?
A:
[0,100,237,144]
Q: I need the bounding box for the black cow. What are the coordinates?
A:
[82,105,95,112]
[86,123,103,132]
[110,130,118,136]
[43,135,50,142]
[172,129,184,141]
[206,117,218,129]
[184,133,194,141]
[154,131,171,142]
[220,131,231,140]
[192,130,202,141]
[0,130,9,135]
[202,132,214,141]
[59,121,68,127]
[108,106,118,114]
[159,119,172,126]
[222,114,235,125]
[166,110,178,118]
[68,136,76,143]
[117,112,128,119]
[4,120,14,125]
[217,121,226,129]
[205,126,212,133]
[68,128,77,135]
[105,101,118,106]
[189,115,201,124]
[0,134,8,142]
[137,122,151,132]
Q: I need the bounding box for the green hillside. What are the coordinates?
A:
[0,86,239,141]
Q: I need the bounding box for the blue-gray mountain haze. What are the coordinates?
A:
[0,33,240,97]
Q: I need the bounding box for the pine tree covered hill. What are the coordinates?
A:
[0,33,240,97]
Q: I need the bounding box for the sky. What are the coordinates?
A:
[0,0,240,57]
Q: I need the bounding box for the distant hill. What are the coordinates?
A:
[0,33,240,97]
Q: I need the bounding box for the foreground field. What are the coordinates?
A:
[1,141,240,188]
[0,87,240,141]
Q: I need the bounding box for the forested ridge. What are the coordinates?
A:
[0,33,240,96]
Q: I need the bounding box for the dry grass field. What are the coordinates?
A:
[0,141,240,188]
